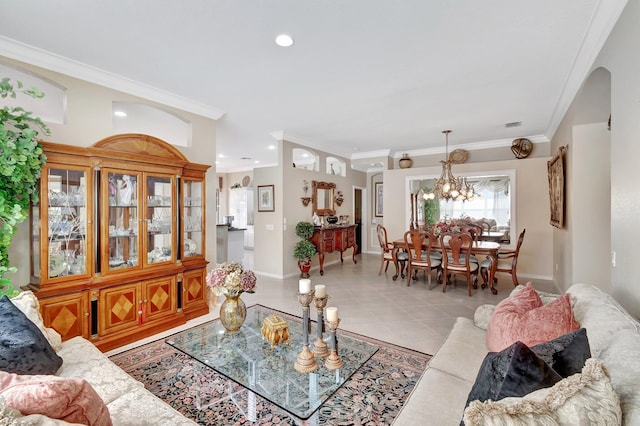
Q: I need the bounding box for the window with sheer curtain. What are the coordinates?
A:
[439,177,511,227]
[408,171,515,246]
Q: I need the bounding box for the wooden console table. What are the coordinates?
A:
[310,224,358,275]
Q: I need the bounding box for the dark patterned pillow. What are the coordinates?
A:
[0,296,63,375]
[461,341,562,425]
[531,327,590,378]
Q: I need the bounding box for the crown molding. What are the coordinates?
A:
[0,36,226,120]
[391,134,549,158]
[545,0,627,138]
[351,149,392,160]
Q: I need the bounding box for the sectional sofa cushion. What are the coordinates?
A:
[0,296,62,375]
[598,328,640,426]
[0,371,112,426]
[567,283,640,356]
[462,358,622,426]
[486,283,579,351]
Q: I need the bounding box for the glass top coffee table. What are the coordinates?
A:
[166,304,378,423]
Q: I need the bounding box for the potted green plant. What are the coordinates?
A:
[0,78,49,297]
[294,221,316,278]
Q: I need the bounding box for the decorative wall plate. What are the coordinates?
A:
[511,138,533,159]
[242,176,251,187]
[449,149,469,164]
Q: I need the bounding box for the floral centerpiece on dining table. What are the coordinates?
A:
[431,217,462,236]
[206,262,256,332]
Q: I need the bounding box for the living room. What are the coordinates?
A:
[1,1,640,424]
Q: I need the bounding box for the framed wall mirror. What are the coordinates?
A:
[312,180,336,216]
[407,170,516,247]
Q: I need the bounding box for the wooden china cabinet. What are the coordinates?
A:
[29,134,210,352]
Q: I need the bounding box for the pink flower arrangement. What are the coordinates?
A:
[206,262,256,297]
[431,218,462,236]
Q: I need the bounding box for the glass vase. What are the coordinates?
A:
[219,294,247,332]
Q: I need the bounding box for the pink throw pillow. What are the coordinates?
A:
[0,371,112,426]
[486,283,580,352]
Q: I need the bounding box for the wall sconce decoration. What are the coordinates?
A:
[301,180,311,206]
[335,190,344,207]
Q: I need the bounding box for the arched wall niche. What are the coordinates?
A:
[0,61,66,124]
[326,157,346,176]
[112,101,191,147]
[292,147,318,171]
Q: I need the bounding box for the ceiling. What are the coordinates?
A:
[0,1,625,172]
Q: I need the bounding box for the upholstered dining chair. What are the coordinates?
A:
[404,230,442,288]
[481,228,526,288]
[440,232,479,296]
[377,224,408,280]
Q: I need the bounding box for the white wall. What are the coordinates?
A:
[552,0,640,317]
[571,123,611,289]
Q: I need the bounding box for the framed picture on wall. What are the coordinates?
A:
[548,146,567,228]
[375,182,384,217]
[258,184,275,212]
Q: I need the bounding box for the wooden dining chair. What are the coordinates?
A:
[459,225,480,264]
[481,228,526,288]
[377,224,407,279]
[404,230,442,288]
[440,232,479,296]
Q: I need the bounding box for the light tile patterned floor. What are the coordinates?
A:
[107,252,557,357]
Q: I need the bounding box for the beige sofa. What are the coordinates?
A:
[393,283,640,425]
[1,292,195,425]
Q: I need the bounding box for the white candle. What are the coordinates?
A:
[315,285,326,298]
[326,307,338,322]
[299,279,311,294]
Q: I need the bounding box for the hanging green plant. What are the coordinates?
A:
[0,78,49,297]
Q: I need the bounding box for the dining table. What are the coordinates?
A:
[392,237,501,294]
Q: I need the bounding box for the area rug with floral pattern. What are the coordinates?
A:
[109,306,431,425]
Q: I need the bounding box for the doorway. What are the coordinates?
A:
[353,187,364,254]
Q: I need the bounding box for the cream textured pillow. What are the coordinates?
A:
[10,291,62,352]
[473,304,495,330]
[463,358,622,426]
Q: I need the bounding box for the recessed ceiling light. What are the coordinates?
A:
[218,154,224,158]
[113,110,127,117]
[254,160,260,164]
[275,34,294,47]
[268,145,276,150]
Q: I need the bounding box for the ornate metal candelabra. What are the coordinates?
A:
[324,318,343,370]
[312,294,330,358]
[294,290,318,373]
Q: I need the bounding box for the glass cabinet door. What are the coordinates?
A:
[104,170,141,273]
[182,178,204,258]
[43,166,90,280]
[145,174,175,265]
